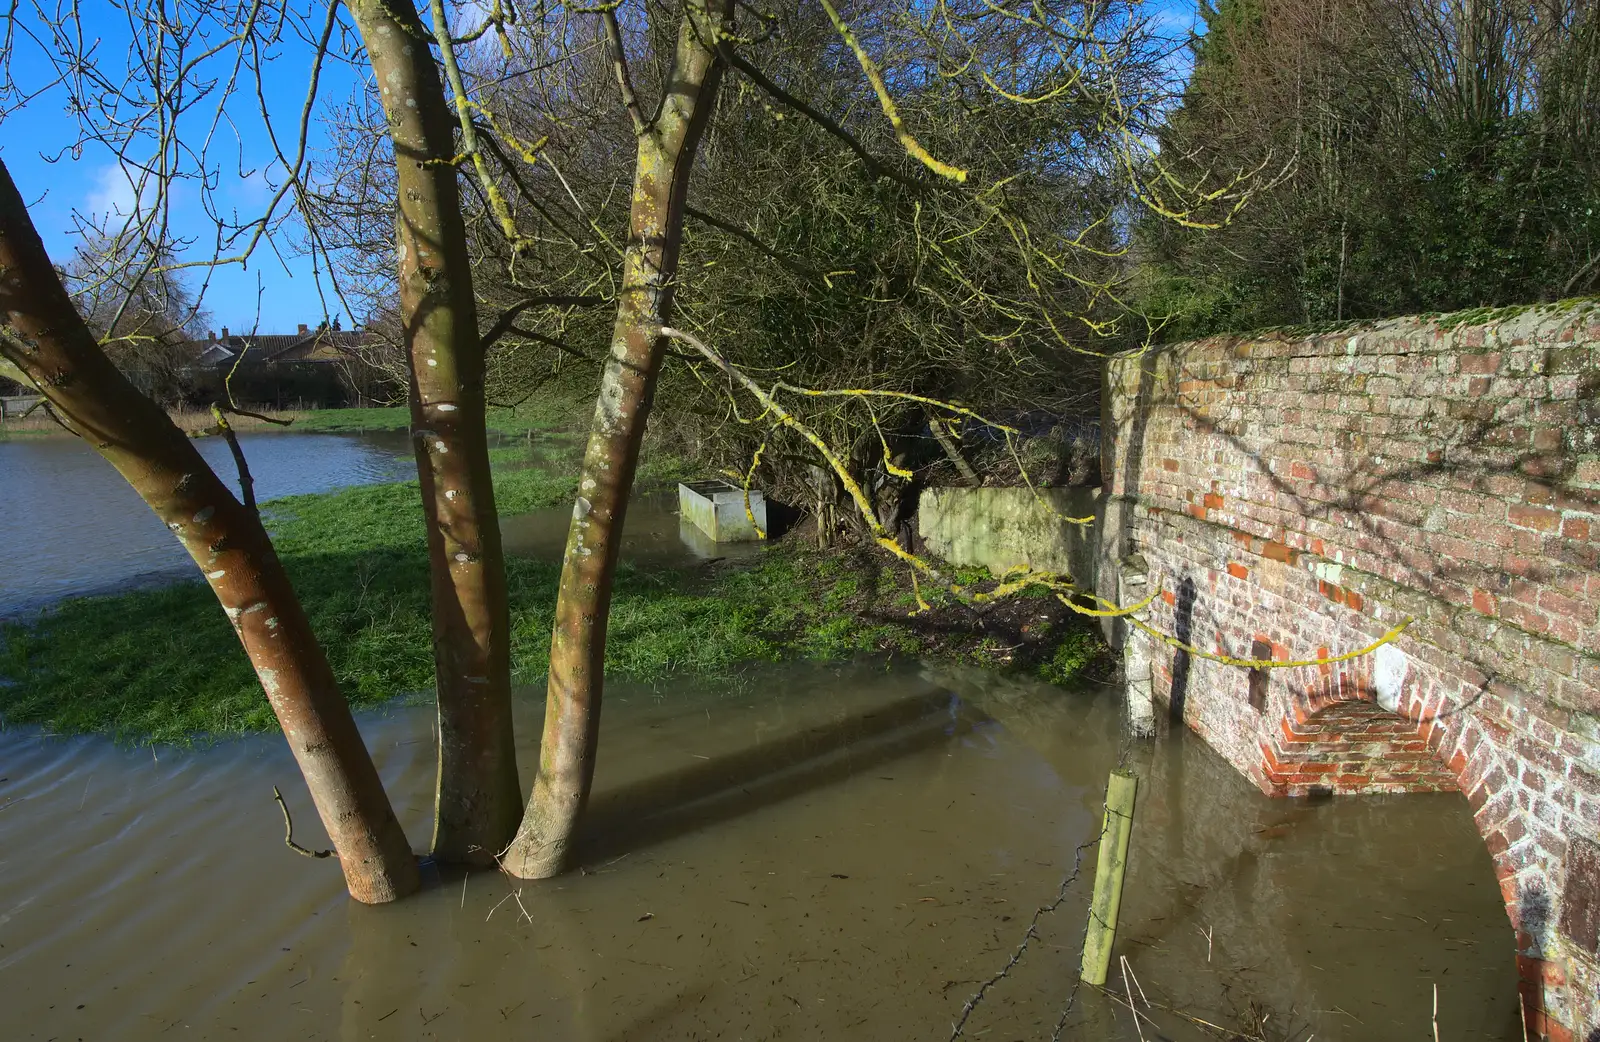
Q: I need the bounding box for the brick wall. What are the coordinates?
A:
[1098,302,1600,1040]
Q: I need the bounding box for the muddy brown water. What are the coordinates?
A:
[501,489,766,569]
[0,661,1518,1041]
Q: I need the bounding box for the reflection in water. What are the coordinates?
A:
[0,431,414,616]
[500,489,765,568]
[0,661,1518,1040]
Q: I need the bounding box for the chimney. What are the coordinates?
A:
[297,323,309,335]
[208,329,216,342]
[221,326,229,340]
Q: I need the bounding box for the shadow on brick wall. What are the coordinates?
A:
[1171,574,1196,723]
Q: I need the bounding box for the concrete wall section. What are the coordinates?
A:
[1099,303,1600,1041]
[918,486,1102,589]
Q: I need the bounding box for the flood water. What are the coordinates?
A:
[0,661,1520,1041]
[502,490,765,568]
[0,433,746,618]
[0,432,414,616]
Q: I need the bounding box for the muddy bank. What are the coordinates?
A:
[0,661,1518,1041]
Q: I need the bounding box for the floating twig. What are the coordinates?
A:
[272,786,333,859]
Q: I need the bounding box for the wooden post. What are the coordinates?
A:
[1081,769,1139,986]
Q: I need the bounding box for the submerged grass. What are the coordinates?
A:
[0,447,1104,744]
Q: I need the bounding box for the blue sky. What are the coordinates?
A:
[1,0,1202,335]
[2,2,369,333]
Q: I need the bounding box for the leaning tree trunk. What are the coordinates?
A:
[346,0,520,866]
[0,159,419,904]
[504,0,733,879]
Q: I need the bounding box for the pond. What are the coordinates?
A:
[0,431,415,617]
[0,431,747,619]
[0,661,1521,1041]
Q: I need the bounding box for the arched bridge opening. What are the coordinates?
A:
[1257,696,1460,798]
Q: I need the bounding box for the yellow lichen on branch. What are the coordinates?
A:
[659,323,1415,676]
[818,0,969,184]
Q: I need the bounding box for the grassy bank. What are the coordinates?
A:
[0,452,1104,744]
[291,398,587,435]
[0,398,589,442]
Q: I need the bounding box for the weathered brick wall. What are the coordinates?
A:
[1098,302,1600,1041]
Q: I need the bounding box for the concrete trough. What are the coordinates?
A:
[679,480,767,543]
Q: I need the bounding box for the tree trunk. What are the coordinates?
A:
[504,0,732,879]
[811,464,838,549]
[0,159,419,904]
[927,411,980,487]
[346,0,521,866]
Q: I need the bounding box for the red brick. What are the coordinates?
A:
[1108,317,1596,1036]
[1509,504,1560,532]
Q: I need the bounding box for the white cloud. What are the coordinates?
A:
[85,164,154,219]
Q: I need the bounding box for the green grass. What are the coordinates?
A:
[0,451,1104,744]
[1038,630,1099,685]
[293,399,588,435]
[0,455,777,743]
[0,425,53,442]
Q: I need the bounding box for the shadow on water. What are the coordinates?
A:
[0,659,1521,1041]
[577,684,959,864]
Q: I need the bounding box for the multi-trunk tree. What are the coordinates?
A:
[3,0,1259,901]
[1,0,523,892]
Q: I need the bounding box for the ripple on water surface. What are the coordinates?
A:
[0,661,1520,1040]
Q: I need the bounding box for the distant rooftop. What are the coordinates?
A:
[185,321,374,367]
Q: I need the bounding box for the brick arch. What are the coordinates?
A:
[1246,662,1576,1040]
[1390,681,1582,1042]
[1097,308,1600,1040]
[1255,694,1460,797]
[1242,670,1577,1039]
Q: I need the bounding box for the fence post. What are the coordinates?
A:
[1081,769,1139,987]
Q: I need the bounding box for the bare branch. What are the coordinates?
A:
[602,9,648,136]
[480,294,611,350]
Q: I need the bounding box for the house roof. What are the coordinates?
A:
[183,327,374,367]
[195,343,239,366]
[265,329,370,363]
